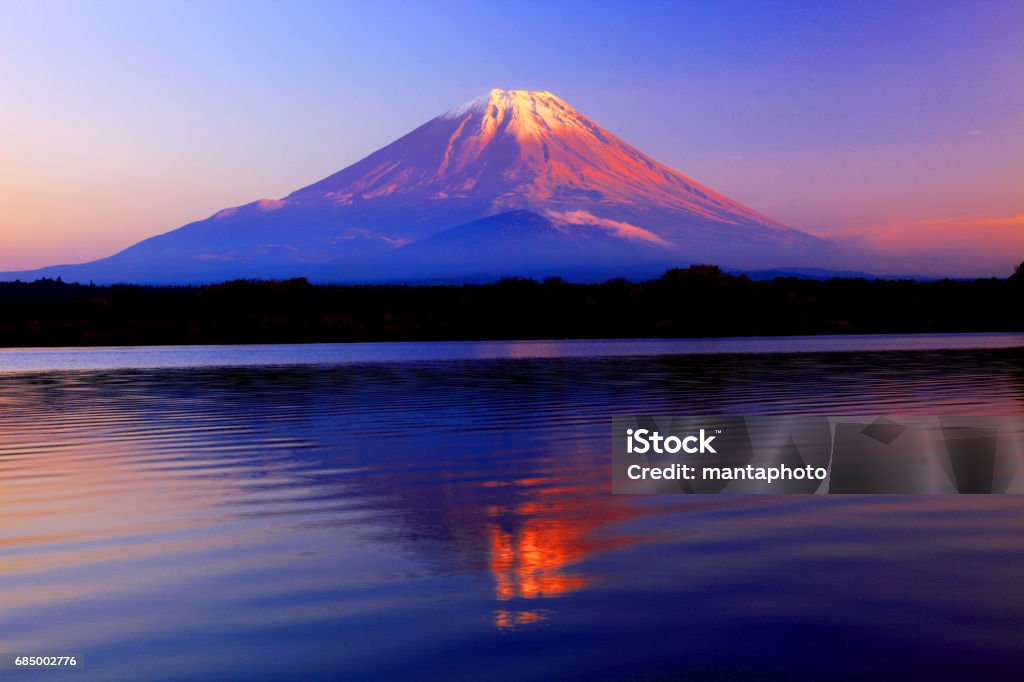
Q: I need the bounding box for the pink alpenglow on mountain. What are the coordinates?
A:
[1,89,827,284]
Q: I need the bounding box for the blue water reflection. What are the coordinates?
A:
[1,338,1023,679]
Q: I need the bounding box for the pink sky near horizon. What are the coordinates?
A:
[1,1,1021,276]
[2,132,1020,275]
[811,214,1024,278]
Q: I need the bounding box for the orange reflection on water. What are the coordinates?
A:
[489,520,589,601]
[485,474,646,628]
[494,609,547,629]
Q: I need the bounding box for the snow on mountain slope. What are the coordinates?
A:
[0,89,827,284]
[286,89,808,241]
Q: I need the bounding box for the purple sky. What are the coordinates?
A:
[1,0,1021,273]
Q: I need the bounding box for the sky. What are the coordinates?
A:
[1,0,1022,273]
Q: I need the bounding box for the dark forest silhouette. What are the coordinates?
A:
[1,265,1022,347]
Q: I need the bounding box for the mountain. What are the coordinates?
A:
[357,209,683,283]
[1,89,828,284]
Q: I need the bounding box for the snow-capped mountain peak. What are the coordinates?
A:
[440,89,573,134]
[0,89,828,284]
[286,88,803,235]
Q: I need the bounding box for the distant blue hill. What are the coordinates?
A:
[733,267,940,282]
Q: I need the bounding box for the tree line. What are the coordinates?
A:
[0,264,1022,347]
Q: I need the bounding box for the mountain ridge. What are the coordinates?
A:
[0,88,829,284]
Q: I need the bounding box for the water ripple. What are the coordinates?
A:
[1,340,1023,680]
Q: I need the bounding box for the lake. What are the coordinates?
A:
[2,334,1023,680]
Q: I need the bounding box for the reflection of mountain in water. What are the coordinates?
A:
[5,344,1024,680]
[484,459,645,628]
[4,345,1024,636]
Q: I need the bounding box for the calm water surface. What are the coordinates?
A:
[1,334,1023,680]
